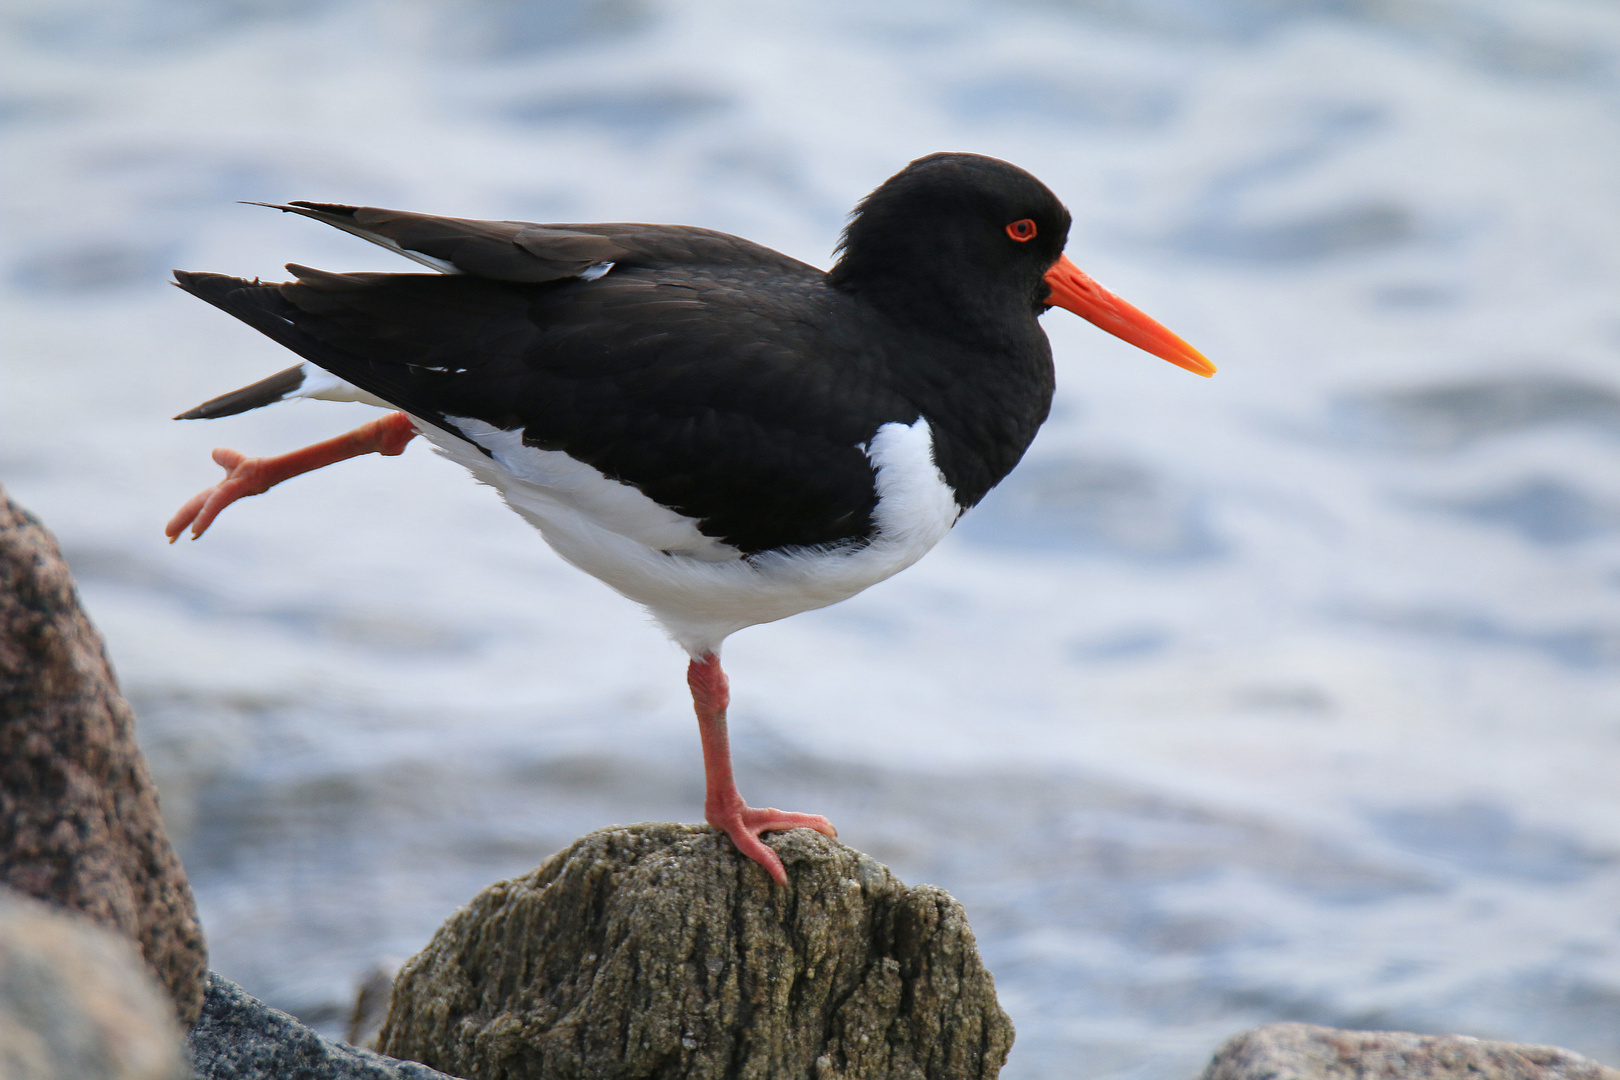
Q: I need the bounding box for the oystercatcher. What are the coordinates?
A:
[166,153,1213,883]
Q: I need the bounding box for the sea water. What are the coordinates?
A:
[4,1,1619,1076]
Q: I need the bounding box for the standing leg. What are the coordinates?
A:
[688,652,836,885]
[166,410,419,541]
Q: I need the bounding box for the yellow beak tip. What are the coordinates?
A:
[1171,353,1217,378]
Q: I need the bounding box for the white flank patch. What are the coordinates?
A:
[435,416,742,560]
[864,418,963,554]
[293,363,397,409]
[414,414,960,657]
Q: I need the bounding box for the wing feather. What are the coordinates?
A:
[173,260,908,553]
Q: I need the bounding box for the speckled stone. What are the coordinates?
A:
[379,821,1013,1080]
[188,973,459,1080]
[0,886,186,1080]
[0,486,207,1025]
[1202,1023,1620,1080]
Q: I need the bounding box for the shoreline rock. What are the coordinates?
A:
[0,485,206,1026]
[0,886,186,1080]
[187,973,457,1080]
[1203,1023,1620,1080]
[379,822,1015,1080]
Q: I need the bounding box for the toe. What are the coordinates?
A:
[724,827,788,885]
[747,808,837,839]
[708,804,837,884]
[165,490,209,541]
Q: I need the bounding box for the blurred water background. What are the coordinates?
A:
[5,0,1620,1075]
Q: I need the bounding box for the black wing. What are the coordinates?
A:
[251,202,635,281]
[175,224,915,554]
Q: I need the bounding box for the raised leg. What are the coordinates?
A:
[688,652,836,885]
[165,410,418,542]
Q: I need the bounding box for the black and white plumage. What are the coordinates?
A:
[168,152,1214,882]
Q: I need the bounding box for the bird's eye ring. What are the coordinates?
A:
[1006,219,1037,242]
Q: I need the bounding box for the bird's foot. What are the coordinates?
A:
[706,802,837,886]
[165,411,418,542]
[165,447,277,542]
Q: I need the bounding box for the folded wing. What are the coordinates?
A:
[173,238,910,554]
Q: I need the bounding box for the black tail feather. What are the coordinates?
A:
[172,269,319,418]
[170,268,473,446]
[174,364,305,420]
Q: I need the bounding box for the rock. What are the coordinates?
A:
[0,486,207,1025]
[346,960,402,1051]
[378,822,1014,1080]
[0,886,187,1080]
[1202,1023,1620,1080]
[187,972,459,1080]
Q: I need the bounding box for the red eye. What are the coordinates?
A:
[1006,219,1037,242]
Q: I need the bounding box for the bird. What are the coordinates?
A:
[165,152,1214,884]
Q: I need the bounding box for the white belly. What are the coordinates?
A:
[415,414,961,657]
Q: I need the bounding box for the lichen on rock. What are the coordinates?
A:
[379,822,1013,1080]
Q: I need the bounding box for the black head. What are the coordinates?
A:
[828,153,1072,340]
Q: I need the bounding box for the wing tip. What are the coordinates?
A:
[238,199,359,212]
[288,200,359,215]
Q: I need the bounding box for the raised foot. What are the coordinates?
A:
[707,805,837,886]
[164,411,418,542]
[165,448,273,542]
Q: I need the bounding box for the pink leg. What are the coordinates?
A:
[165,410,418,542]
[689,652,836,885]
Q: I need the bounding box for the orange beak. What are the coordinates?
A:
[1043,255,1215,377]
